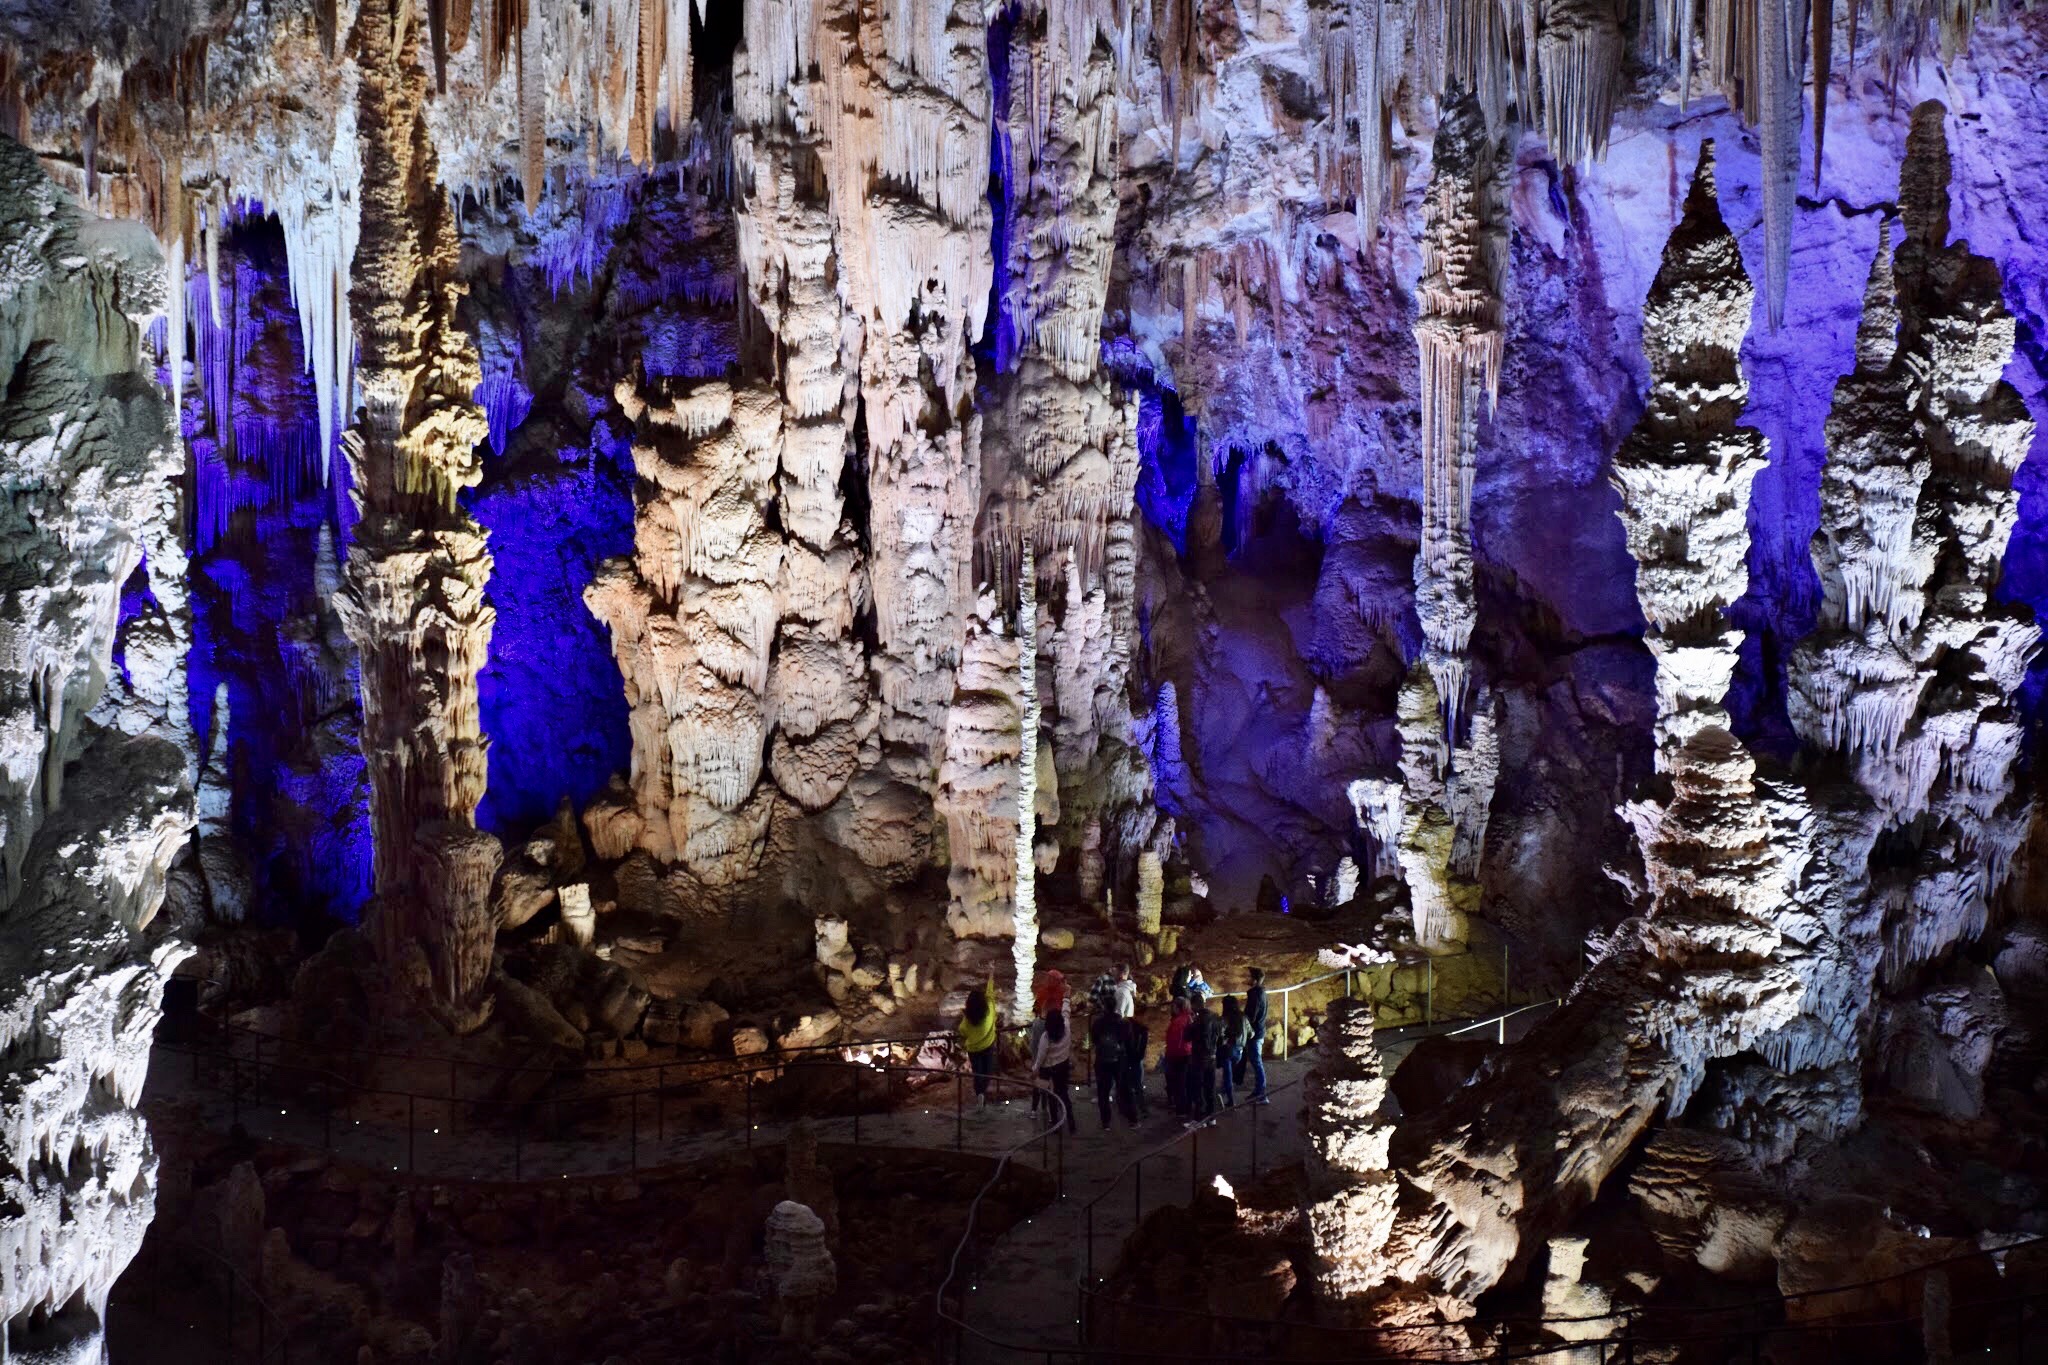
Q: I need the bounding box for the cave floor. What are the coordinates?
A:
[953,1032,1440,1362]
[138,1023,1460,1361]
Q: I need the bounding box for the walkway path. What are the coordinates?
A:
[140,1000,1549,1361]
[949,1033,1440,1363]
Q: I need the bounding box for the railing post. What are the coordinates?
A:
[1344,968,1352,1001]
[1280,991,1290,1060]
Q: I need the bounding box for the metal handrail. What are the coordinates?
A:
[168,953,1500,1113]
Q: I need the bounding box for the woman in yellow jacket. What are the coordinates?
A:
[957,972,1000,1107]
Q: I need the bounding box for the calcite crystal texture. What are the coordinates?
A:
[335,0,503,1018]
[0,137,193,1361]
[1607,144,1769,769]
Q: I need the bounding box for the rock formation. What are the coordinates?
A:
[1304,998,1399,1304]
[1321,143,1800,1316]
[1373,93,1508,951]
[1317,108,2040,1326]
[334,0,503,1022]
[763,1199,836,1340]
[937,592,1025,941]
[1607,142,1771,770]
[0,136,193,1362]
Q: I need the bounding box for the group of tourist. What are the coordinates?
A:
[954,962,1272,1133]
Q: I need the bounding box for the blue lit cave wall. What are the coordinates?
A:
[460,169,738,839]
[183,214,370,930]
[1109,73,2045,969]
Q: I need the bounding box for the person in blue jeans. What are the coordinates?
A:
[1217,994,1249,1107]
[1242,967,1269,1103]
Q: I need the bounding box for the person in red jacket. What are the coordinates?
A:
[1162,996,1194,1117]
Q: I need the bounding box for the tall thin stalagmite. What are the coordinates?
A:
[1388,89,1506,950]
[336,0,503,1022]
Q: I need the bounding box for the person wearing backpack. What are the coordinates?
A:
[1089,1008,1126,1130]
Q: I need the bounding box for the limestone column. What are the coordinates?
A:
[335,0,502,1021]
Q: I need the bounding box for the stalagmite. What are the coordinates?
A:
[1305,999,1399,1305]
[936,592,1024,941]
[1329,148,1805,1317]
[1136,850,1164,939]
[585,380,783,882]
[983,2,1139,884]
[734,36,875,826]
[1375,93,1508,952]
[335,0,504,1022]
[0,138,194,1363]
[1608,143,1770,769]
[1013,542,1041,1020]
[1781,101,2036,1045]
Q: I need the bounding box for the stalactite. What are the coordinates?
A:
[518,2,545,212]
[1412,90,1504,738]
[430,0,452,92]
[1537,0,1625,163]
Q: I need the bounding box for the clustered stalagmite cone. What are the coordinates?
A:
[1339,111,2036,1326]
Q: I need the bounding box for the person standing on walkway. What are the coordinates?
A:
[1170,962,1192,1000]
[1243,966,1269,1104]
[1187,966,1214,1008]
[1187,997,1220,1123]
[958,973,999,1108]
[1089,1008,1126,1130]
[1217,994,1249,1109]
[1162,997,1193,1117]
[1025,1008,1049,1115]
[1111,963,1136,1019]
[1032,1004,1078,1133]
[1121,1008,1150,1123]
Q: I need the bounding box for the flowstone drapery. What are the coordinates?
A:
[335,0,503,1022]
[0,138,193,1362]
